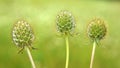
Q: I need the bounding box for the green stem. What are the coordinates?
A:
[90,41,96,68]
[65,35,69,68]
[26,47,36,68]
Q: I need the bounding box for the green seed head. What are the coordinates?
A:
[87,18,107,41]
[56,10,75,35]
[12,20,34,48]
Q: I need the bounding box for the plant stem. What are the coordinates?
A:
[26,47,36,68]
[65,35,69,68]
[90,41,96,68]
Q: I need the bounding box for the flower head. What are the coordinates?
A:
[12,20,34,48]
[56,10,75,35]
[87,18,107,42]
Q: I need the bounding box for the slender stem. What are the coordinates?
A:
[26,47,36,68]
[65,35,69,68]
[90,41,96,68]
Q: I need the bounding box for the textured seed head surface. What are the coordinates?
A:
[87,18,107,41]
[56,10,75,34]
[12,20,34,48]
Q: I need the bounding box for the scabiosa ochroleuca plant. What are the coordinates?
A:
[56,10,75,68]
[12,20,36,68]
[87,18,107,68]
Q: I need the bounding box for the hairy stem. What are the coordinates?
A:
[26,47,36,68]
[90,41,96,68]
[65,35,69,68]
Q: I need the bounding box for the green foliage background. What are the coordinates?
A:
[0,0,120,68]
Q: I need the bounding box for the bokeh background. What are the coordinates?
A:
[0,0,120,68]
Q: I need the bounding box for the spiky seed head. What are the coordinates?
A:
[12,20,34,48]
[87,18,107,42]
[56,10,75,35]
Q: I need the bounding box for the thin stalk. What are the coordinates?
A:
[65,35,69,68]
[26,47,36,68]
[90,41,96,68]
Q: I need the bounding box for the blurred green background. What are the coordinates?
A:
[0,0,120,68]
